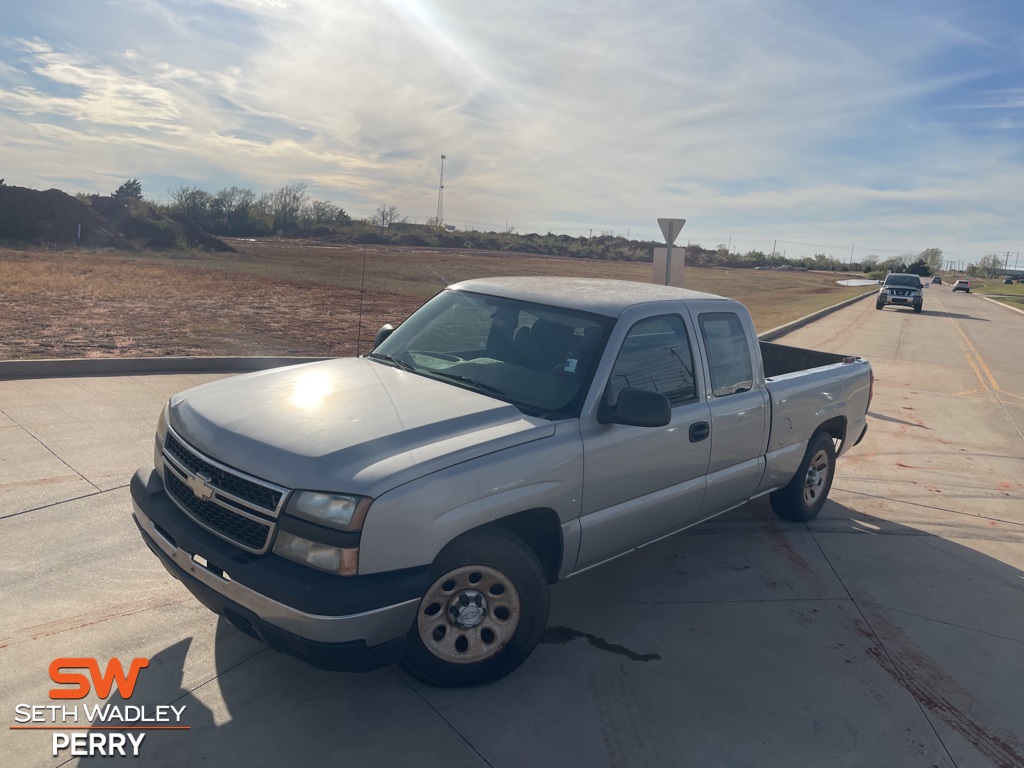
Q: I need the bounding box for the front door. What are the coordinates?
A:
[576,313,712,571]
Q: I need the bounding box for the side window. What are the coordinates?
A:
[699,312,754,397]
[606,315,698,407]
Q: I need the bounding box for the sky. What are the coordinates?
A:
[1,0,1022,265]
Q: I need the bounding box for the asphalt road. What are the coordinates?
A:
[1,285,1023,768]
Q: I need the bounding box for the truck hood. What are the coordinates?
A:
[167,358,554,496]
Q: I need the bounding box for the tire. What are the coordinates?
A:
[770,431,836,522]
[400,529,549,687]
[913,304,922,313]
[875,301,884,310]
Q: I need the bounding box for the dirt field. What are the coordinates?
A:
[0,240,873,360]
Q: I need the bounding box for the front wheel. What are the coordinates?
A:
[914,304,922,313]
[400,529,549,687]
[875,301,884,310]
[770,431,836,522]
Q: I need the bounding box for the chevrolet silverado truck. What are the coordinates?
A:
[876,273,924,312]
[131,277,872,687]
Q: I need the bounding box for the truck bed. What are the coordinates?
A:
[760,341,849,379]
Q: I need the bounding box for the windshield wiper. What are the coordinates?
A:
[364,352,417,373]
[423,370,508,398]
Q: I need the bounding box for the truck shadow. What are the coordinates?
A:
[866,410,922,426]
[919,309,988,320]
[83,499,1024,767]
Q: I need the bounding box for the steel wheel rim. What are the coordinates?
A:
[803,448,830,507]
[417,564,522,664]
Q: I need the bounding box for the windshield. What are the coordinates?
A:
[371,289,614,419]
[885,274,922,287]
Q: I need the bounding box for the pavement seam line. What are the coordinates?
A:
[3,415,103,494]
[855,601,1024,647]
[391,667,496,768]
[0,485,126,520]
[163,647,269,707]
[804,524,959,766]
[832,486,1024,529]
[551,596,851,606]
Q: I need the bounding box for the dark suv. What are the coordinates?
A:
[877,273,924,313]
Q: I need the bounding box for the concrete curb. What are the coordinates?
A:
[0,356,330,381]
[757,288,878,341]
[1,288,879,381]
[981,295,1024,316]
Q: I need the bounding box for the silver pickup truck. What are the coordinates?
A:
[131,277,872,687]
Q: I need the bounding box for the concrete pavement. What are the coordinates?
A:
[1,289,1023,767]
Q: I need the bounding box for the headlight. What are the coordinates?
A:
[285,491,369,531]
[273,531,359,575]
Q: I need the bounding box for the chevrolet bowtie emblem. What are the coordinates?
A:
[185,471,215,501]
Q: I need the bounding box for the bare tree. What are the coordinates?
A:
[917,247,943,273]
[303,200,352,228]
[270,183,308,232]
[171,185,213,226]
[372,203,403,232]
[974,254,1003,278]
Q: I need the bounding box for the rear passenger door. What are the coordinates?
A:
[576,313,712,571]
[695,311,768,516]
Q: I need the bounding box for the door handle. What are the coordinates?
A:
[689,421,710,442]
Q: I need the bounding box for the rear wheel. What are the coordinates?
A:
[401,529,549,687]
[770,431,836,522]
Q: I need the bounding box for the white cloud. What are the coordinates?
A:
[0,0,1020,256]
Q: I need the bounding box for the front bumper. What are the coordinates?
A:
[131,465,426,671]
[878,292,922,308]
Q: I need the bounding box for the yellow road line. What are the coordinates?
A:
[937,294,1024,403]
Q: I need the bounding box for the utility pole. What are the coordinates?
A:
[435,154,446,228]
[771,240,776,260]
[850,242,855,265]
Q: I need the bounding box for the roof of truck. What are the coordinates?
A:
[448,277,727,317]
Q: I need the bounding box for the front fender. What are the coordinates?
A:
[357,420,583,575]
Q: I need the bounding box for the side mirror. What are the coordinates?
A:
[598,388,671,428]
[373,324,395,349]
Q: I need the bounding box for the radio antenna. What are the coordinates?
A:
[355,244,367,356]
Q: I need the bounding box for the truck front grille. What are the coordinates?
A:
[165,472,272,552]
[165,433,283,513]
[161,430,289,554]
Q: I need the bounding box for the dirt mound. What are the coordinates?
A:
[0,185,122,247]
[0,184,233,251]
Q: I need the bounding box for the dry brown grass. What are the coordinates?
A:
[0,240,873,360]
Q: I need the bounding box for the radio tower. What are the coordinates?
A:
[435,154,446,228]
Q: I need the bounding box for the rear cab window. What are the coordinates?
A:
[698,312,754,397]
